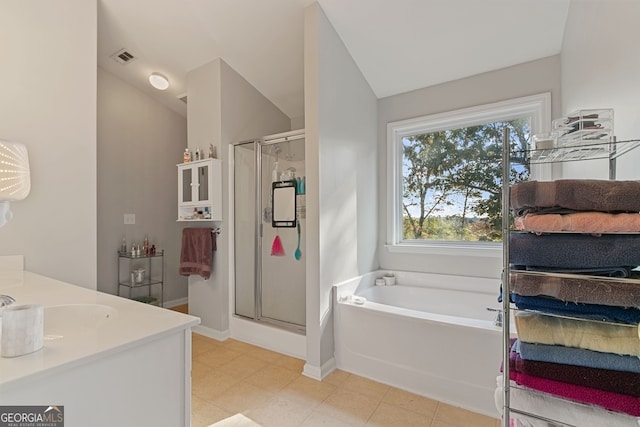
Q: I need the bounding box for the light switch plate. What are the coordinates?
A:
[124,214,135,225]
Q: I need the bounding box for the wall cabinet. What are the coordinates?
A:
[177,158,222,221]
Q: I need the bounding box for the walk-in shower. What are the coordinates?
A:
[233,130,306,333]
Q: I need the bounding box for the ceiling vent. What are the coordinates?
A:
[110,48,136,65]
[178,95,188,104]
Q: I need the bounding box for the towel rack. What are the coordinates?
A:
[212,227,221,235]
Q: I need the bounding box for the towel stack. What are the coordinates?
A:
[502,179,640,424]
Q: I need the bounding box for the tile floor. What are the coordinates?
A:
[189,332,500,427]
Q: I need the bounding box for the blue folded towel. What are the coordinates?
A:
[512,294,640,324]
[516,340,640,374]
[510,232,640,269]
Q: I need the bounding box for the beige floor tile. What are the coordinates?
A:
[245,346,287,364]
[195,347,243,369]
[191,334,496,427]
[191,396,234,427]
[207,413,265,427]
[432,403,499,427]
[301,410,362,427]
[211,380,277,414]
[365,402,431,427]
[341,375,389,400]
[279,375,338,407]
[274,354,306,372]
[192,370,242,401]
[222,338,259,353]
[245,395,315,427]
[192,359,214,378]
[323,369,351,387]
[245,364,300,391]
[217,354,269,379]
[318,388,381,425]
[382,388,439,418]
[192,336,223,356]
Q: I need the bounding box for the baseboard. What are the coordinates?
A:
[302,357,336,380]
[229,316,306,359]
[163,297,188,308]
[192,324,230,342]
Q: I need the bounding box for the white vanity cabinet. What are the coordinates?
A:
[177,158,222,221]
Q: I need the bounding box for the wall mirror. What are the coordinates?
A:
[272,180,296,227]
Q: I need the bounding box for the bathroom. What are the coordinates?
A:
[1,0,640,425]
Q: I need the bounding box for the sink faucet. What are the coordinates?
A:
[0,294,15,308]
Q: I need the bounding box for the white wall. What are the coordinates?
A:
[187,58,290,335]
[304,3,378,378]
[377,55,562,279]
[97,68,188,304]
[561,0,640,180]
[0,0,97,288]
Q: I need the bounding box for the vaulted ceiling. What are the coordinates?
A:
[97,0,570,119]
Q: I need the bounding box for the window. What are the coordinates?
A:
[386,93,550,256]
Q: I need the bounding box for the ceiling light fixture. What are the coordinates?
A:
[149,73,169,90]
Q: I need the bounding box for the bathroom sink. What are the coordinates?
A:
[44,304,117,338]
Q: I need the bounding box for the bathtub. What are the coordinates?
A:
[333,270,505,418]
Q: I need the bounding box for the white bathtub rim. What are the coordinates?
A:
[333,270,501,299]
[338,298,501,333]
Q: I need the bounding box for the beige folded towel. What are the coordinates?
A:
[515,311,640,357]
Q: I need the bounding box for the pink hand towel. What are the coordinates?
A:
[179,228,216,279]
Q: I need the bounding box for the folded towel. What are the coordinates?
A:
[515,311,640,357]
[495,376,640,427]
[516,266,634,277]
[510,179,640,212]
[517,340,640,374]
[514,211,640,234]
[511,341,640,397]
[512,294,640,324]
[510,271,640,308]
[508,368,640,416]
[510,232,640,269]
[179,228,215,280]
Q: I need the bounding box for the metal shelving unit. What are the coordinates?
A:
[500,134,640,427]
[117,250,164,307]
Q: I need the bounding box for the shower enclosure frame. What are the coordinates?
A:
[232,129,306,335]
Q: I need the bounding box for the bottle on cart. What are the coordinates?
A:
[120,235,127,254]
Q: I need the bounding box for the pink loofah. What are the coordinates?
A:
[270,235,285,256]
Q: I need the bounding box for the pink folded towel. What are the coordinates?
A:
[515,211,640,234]
[179,228,216,280]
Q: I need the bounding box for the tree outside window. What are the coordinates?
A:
[401,119,530,243]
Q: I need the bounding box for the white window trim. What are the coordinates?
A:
[386,92,551,257]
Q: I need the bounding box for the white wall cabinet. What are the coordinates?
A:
[177,158,222,221]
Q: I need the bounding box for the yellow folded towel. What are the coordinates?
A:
[515,311,640,357]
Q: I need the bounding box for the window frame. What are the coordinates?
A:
[386,92,551,257]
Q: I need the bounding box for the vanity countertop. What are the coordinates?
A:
[0,270,200,389]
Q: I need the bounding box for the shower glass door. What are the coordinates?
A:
[259,136,305,329]
[233,141,257,319]
[233,131,306,332]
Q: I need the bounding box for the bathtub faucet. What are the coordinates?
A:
[0,294,15,308]
[486,307,503,327]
